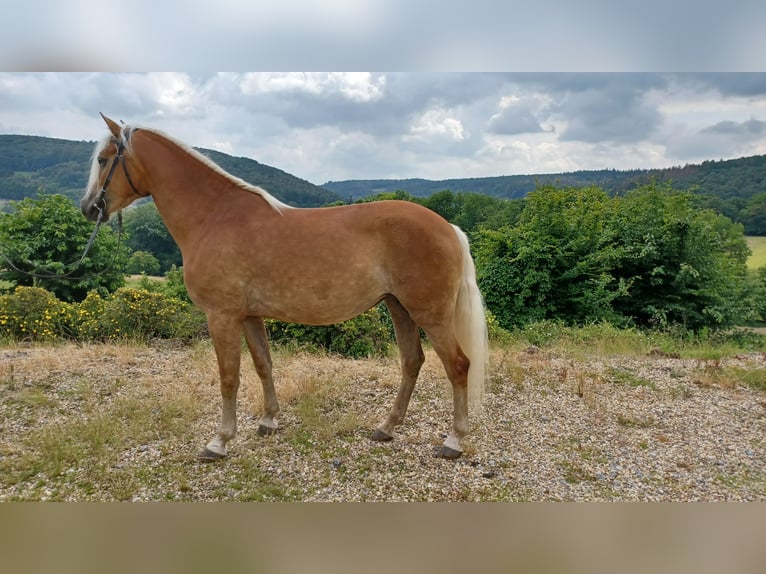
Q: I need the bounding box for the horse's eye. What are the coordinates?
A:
[97,157,107,168]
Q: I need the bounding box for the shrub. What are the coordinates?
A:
[71,288,204,342]
[83,288,206,341]
[130,266,192,304]
[158,266,192,303]
[73,290,108,340]
[486,308,512,345]
[516,319,565,347]
[0,286,75,341]
[476,186,627,330]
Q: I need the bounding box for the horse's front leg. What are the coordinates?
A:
[199,315,243,460]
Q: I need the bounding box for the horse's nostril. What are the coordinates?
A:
[81,202,102,222]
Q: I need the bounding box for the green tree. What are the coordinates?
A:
[609,183,752,330]
[422,190,462,222]
[0,194,127,301]
[751,266,766,323]
[476,186,627,329]
[740,192,766,236]
[355,190,418,203]
[475,182,753,332]
[122,201,182,273]
[453,193,522,233]
[125,250,161,275]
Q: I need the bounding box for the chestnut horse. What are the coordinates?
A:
[81,114,488,460]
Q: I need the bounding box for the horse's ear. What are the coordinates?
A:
[100,113,122,138]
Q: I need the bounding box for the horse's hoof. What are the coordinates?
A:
[257,424,277,437]
[435,445,463,460]
[370,429,394,442]
[198,448,226,462]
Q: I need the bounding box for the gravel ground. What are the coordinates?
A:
[1,342,764,501]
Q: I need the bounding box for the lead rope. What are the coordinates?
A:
[0,148,127,281]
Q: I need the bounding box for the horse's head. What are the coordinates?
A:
[80,114,149,223]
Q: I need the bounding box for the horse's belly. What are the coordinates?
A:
[260,299,378,326]
[247,281,382,326]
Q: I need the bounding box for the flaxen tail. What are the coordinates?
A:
[452,225,488,412]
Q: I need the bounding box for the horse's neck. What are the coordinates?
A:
[138,133,252,251]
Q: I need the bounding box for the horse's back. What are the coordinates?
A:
[277,199,460,265]
[333,200,458,250]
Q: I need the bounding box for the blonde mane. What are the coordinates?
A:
[100,125,293,214]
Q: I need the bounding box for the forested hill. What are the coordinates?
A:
[323,154,766,209]
[0,134,341,208]
[3,133,764,221]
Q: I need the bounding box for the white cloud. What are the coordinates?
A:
[1,72,766,183]
[149,73,199,115]
[406,109,467,142]
[240,73,385,103]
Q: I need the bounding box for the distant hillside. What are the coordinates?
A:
[323,170,662,200]
[0,135,341,208]
[4,133,764,222]
[323,155,766,210]
[0,135,94,204]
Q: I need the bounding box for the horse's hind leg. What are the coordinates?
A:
[200,314,243,460]
[422,325,470,459]
[243,316,280,436]
[372,297,425,442]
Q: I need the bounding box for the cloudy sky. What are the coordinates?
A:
[1,72,765,185]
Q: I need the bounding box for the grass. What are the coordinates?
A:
[124,274,165,289]
[606,366,657,390]
[0,378,202,500]
[0,344,207,500]
[746,236,766,269]
[692,362,766,391]
[504,320,766,359]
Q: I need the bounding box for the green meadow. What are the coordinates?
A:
[747,237,766,269]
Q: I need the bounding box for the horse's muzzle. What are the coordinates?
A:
[81,198,107,223]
